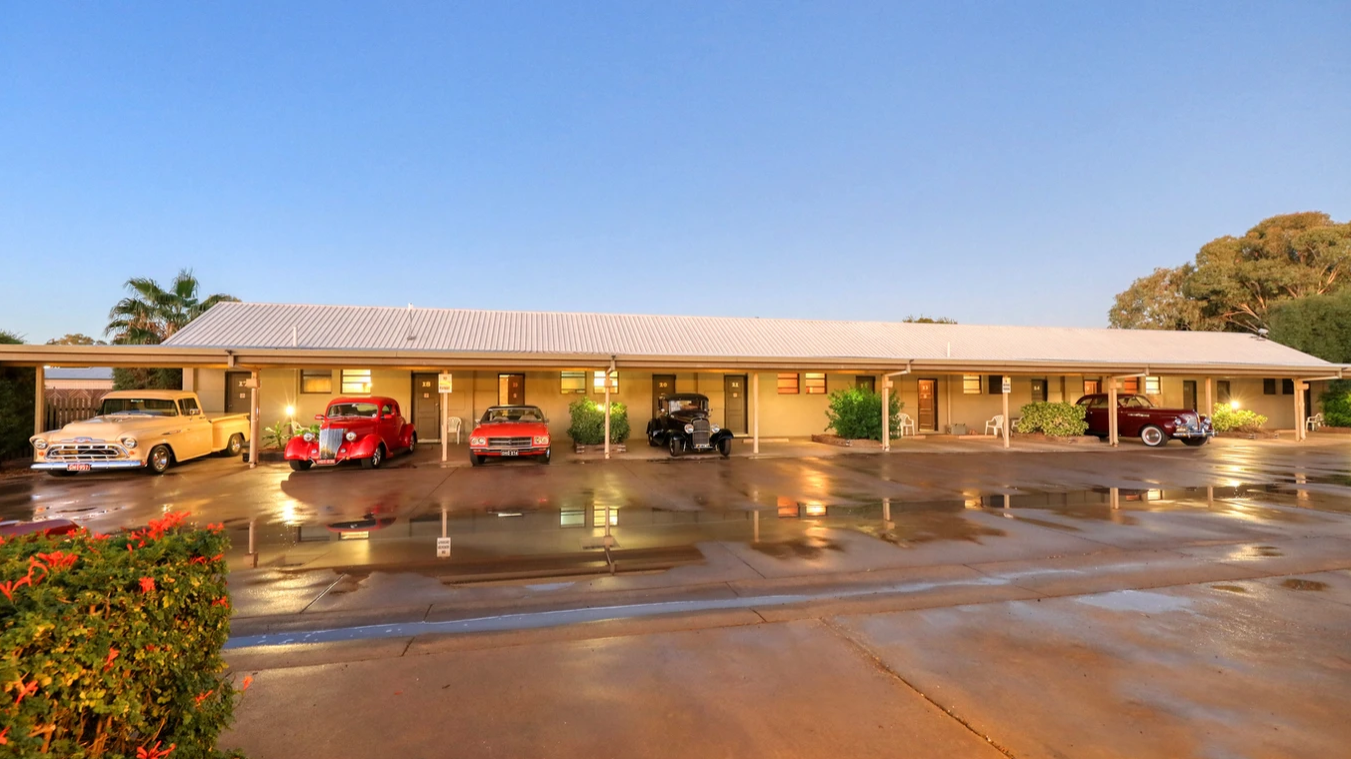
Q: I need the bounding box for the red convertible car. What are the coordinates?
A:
[468,405,551,466]
[285,396,416,471]
[1075,393,1214,448]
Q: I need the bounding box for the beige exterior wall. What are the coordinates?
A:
[192,366,1318,443]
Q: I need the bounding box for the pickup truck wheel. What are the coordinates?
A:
[1140,425,1167,448]
[362,445,385,470]
[148,445,173,475]
[289,460,313,472]
[1183,438,1209,447]
[224,433,244,457]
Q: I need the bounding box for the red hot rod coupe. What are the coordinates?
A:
[285,396,416,471]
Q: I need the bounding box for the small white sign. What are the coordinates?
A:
[438,372,453,394]
[1001,377,1011,394]
[436,537,452,558]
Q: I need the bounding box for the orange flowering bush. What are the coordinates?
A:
[0,513,246,758]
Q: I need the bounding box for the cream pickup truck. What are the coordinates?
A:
[30,390,250,475]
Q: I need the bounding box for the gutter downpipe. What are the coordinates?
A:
[604,356,615,460]
[881,361,913,452]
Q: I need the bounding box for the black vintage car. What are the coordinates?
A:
[646,393,735,457]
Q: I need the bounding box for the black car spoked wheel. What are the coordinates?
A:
[1140,425,1167,448]
[669,436,683,457]
[717,437,732,458]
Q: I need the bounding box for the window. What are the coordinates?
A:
[1282,378,1294,395]
[560,371,587,394]
[178,397,201,416]
[856,376,875,392]
[804,372,827,395]
[1263,378,1277,395]
[1084,378,1101,395]
[593,370,618,394]
[1030,378,1048,402]
[1122,377,1139,394]
[987,375,1002,395]
[963,375,981,394]
[1217,381,1231,403]
[341,369,371,394]
[301,370,333,394]
[777,373,800,394]
[1145,376,1161,395]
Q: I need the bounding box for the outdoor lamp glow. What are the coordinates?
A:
[285,405,295,418]
[1230,400,1241,410]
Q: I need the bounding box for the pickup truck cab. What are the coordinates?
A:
[1075,393,1214,447]
[30,390,250,475]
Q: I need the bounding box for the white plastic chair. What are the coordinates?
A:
[984,415,1004,436]
[446,416,463,444]
[1307,413,1324,432]
[897,413,917,437]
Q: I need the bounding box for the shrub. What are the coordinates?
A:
[0,514,246,757]
[1014,402,1089,437]
[262,421,294,450]
[824,387,903,440]
[0,331,34,462]
[566,398,630,445]
[1211,403,1268,433]
[1320,380,1351,427]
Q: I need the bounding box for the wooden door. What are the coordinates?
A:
[225,372,250,415]
[498,373,525,406]
[724,375,747,434]
[1182,380,1197,411]
[411,373,440,441]
[653,374,676,419]
[917,379,938,432]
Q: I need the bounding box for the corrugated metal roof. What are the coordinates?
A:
[163,302,1335,369]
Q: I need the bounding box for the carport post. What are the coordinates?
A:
[33,365,45,436]
[752,373,760,455]
[881,378,891,452]
[248,371,260,468]
[1001,376,1010,449]
[1204,377,1213,418]
[1108,377,1119,447]
[603,358,615,460]
[1294,380,1304,442]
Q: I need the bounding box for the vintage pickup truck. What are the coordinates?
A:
[30,390,250,475]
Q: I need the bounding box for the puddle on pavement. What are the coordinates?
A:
[1281,578,1329,591]
[751,536,844,560]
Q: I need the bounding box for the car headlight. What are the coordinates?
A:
[1172,417,1183,426]
[32,438,48,450]
[711,424,721,433]
[345,431,357,442]
[533,435,549,446]
[684,424,694,433]
[303,432,315,442]
[120,436,137,449]
[470,436,486,446]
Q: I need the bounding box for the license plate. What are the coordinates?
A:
[318,459,336,466]
[502,450,519,457]
[66,464,91,472]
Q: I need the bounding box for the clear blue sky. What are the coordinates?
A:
[3,1,1348,343]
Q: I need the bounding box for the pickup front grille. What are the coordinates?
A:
[46,443,128,461]
[488,436,532,449]
[692,419,712,448]
[319,428,345,459]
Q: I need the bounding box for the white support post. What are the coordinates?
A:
[248,370,260,468]
[1204,377,1213,417]
[882,378,891,452]
[604,359,615,460]
[1294,380,1304,442]
[1001,376,1010,449]
[752,373,760,455]
[441,389,448,463]
[1108,377,1118,447]
[34,365,45,436]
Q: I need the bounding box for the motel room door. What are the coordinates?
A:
[917,379,939,432]
[652,374,676,419]
[724,375,747,434]
[225,372,251,416]
[411,373,440,441]
[1182,380,1197,412]
[499,373,525,406]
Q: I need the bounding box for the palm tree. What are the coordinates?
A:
[105,269,238,345]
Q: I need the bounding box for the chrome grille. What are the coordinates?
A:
[319,428,345,459]
[488,436,532,449]
[692,419,712,447]
[46,442,128,461]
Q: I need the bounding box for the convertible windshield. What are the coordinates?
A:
[99,398,179,417]
[326,402,379,418]
[668,397,708,414]
[481,406,545,423]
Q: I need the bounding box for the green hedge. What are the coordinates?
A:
[1014,402,1088,436]
[824,387,902,440]
[0,514,246,758]
[1320,380,1351,427]
[566,398,630,445]
[1211,403,1267,433]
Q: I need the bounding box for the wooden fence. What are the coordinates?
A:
[43,390,101,432]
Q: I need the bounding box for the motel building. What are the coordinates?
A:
[2,302,1345,460]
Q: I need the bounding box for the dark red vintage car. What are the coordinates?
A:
[1075,394,1214,448]
[285,396,416,471]
[468,405,551,466]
